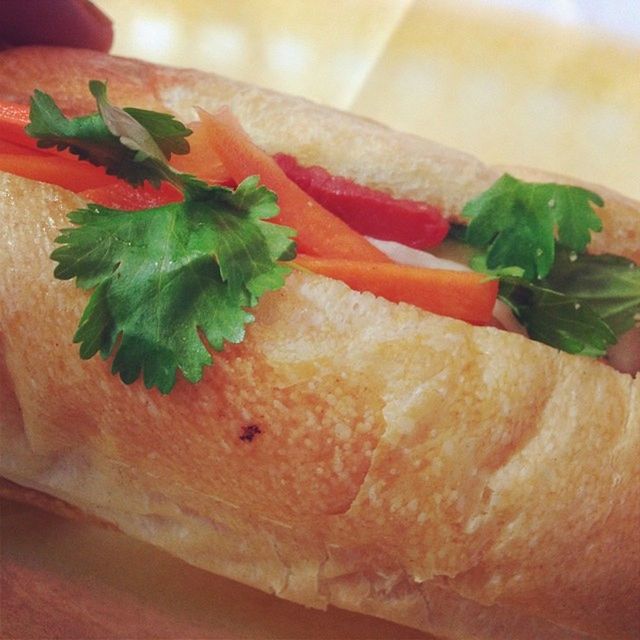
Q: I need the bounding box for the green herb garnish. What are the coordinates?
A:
[463,174,639,357]
[463,173,603,280]
[29,82,296,393]
[26,81,193,189]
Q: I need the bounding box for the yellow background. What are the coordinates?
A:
[98,0,639,199]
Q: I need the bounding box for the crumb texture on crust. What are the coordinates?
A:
[0,171,638,639]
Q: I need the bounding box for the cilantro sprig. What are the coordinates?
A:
[27,81,196,189]
[30,82,296,393]
[464,173,603,280]
[462,175,639,357]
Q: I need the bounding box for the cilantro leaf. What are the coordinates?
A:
[26,82,192,188]
[494,249,639,357]
[28,82,298,393]
[469,254,526,278]
[544,248,640,336]
[26,89,120,165]
[499,278,617,357]
[461,174,639,358]
[52,178,296,394]
[463,174,603,280]
[90,80,169,167]
[122,107,191,157]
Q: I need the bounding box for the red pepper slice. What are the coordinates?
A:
[79,181,182,209]
[0,101,36,151]
[196,108,390,262]
[275,153,449,249]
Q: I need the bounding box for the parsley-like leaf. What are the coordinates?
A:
[499,278,617,357]
[26,81,192,188]
[28,82,298,393]
[121,107,191,157]
[544,248,640,336]
[461,173,640,358]
[52,178,296,393]
[494,248,639,357]
[463,173,603,279]
[90,80,174,172]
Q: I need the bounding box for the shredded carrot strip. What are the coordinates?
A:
[296,255,498,325]
[0,153,117,192]
[196,107,390,262]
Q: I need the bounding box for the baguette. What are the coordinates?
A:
[0,46,638,640]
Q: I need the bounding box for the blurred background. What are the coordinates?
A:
[94,0,640,199]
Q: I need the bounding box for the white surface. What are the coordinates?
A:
[476,0,640,42]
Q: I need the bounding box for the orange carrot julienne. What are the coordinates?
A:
[169,120,231,184]
[0,153,118,192]
[296,256,499,325]
[196,107,390,263]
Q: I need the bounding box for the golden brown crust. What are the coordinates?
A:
[0,172,638,639]
[0,47,639,640]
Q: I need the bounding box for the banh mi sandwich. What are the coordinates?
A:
[0,46,638,640]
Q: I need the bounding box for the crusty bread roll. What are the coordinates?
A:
[0,46,638,640]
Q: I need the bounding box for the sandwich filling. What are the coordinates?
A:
[0,83,638,391]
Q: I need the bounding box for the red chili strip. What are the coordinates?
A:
[79,181,182,209]
[274,153,449,249]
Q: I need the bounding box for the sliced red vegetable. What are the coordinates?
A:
[0,101,35,151]
[79,181,183,209]
[171,122,448,250]
[0,138,41,154]
[0,98,491,326]
[275,153,449,249]
[296,255,498,326]
[195,107,390,263]
[0,153,118,192]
